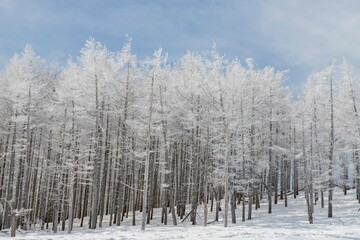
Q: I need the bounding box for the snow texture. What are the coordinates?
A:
[2,189,360,239]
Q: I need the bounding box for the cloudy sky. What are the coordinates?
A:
[1,0,360,96]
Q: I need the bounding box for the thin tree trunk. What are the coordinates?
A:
[2,121,14,230]
[67,100,77,233]
[90,74,102,229]
[142,74,155,231]
[248,184,252,220]
[54,109,67,233]
[203,126,210,226]
[99,103,110,227]
[231,190,236,224]
[328,73,334,218]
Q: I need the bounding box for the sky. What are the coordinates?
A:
[1,0,360,97]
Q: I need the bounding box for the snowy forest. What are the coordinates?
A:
[0,38,360,237]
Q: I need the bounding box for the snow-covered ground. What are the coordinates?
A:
[2,189,360,240]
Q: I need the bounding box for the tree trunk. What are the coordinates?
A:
[67,100,77,233]
[142,74,155,231]
[99,104,110,227]
[90,74,102,229]
[54,109,67,233]
[328,73,334,218]
[231,190,236,224]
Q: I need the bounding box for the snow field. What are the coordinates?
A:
[2,188,360,240]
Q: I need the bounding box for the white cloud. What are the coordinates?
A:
[257,0,360,70]
[0,0,358,95]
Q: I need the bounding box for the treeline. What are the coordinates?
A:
[0,39,359,236]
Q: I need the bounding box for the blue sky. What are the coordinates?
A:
[1,0,360,97]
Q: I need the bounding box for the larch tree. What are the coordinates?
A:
[1,38,360,238]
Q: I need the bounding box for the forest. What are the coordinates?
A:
[0,38,359,237]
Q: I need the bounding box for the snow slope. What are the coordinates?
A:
[2,189,360,240]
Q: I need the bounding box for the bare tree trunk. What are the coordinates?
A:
[190,99,200,225]
[248,184,252,220]
[309,124,314,223]
[215,186,221,222]
[223,128,230,227]
[2,121,15,230]
[114,120,121,226]
[108,144,115,226]
[328,73,334,218]
[54,109,67,233]
[203,126,210,226]
[142,74,155,231]
[21,84,33,230]
[293,127,299,198]
[67,100,77,233]
[268,86,273,214]
[284,157,288,207]
[90,74,102,229]
[99,104,110,227]
[304,118,313,224]
[240,97,246,223]
[218,78,230,227]
[131,135,137,226]
[231,189,236,224]
[147,137,157,224]
[10,200,16,237]
[158,84,177,226]
[242,193,246,222]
